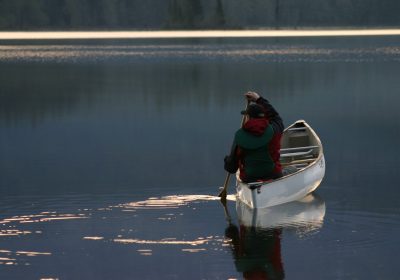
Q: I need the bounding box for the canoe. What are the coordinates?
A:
[236,120,325,209]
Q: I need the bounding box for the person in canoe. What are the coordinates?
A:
[224,91,284,183]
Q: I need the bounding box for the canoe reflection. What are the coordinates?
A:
[224,194,325,280]
[236,194,326,230]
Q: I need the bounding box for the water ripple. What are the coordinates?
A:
[324,208,400,251]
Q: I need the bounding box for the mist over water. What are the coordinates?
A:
[1,34,400,279]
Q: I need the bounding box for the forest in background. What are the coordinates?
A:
[0,0,399,30]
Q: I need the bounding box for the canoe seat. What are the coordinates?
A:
[280,145,319,158]
[287,127,307,131]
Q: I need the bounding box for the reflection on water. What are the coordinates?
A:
[0,212,88,224]
[222,194,325,279]
[86,235,222,253]
[0,249,52,266]
[0,211,88,267]
[116,194,235,210]
[236,194,326,232]
[226,226,284,280]
[1,34,400,279]
[82,236,104,241]
[2,189,398,278]
[1,43,400,63]
[113,237,215,246]
[0,213,88,224]
[99,195,234,253]
[0,192,325,273]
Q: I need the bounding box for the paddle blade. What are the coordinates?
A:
[218,188,227,198]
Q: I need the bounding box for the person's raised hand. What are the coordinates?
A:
[244,91,260,102]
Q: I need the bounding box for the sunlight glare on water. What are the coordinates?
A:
[116,194,236,210]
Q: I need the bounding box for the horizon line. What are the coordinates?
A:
[1,29,400,40]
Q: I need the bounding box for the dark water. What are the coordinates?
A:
[1,35,400,279]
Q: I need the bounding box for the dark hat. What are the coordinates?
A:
[241,104,265,118]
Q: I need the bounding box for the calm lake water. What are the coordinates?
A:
[1,34,400,279]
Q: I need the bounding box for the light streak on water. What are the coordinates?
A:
[1,29,400,40]
[16,251,52,256]
[0,230,32,237]
[137,249,153,256]
[113,237,215,246]
[117,194,236,210]
[181,248,207,253]
[0,212,88,227]
[0,211,89,246]
[0,249,52,266]
[83,236,104,241]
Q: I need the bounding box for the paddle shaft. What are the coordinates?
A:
[220,173,231,198]
[219,100,249,199]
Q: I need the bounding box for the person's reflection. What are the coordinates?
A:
[225,223,284,280]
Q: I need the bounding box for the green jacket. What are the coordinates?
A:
[234,125,275,181]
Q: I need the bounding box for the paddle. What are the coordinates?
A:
[218,100,250,200]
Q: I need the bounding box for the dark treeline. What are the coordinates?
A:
[0,0,169,29]
[0,0,399,30]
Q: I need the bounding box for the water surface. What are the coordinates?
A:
[1,34,400,279]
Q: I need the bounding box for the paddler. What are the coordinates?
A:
[224,91,284,183]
